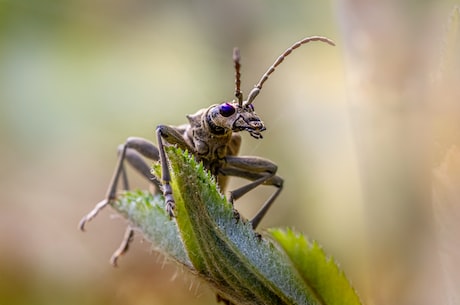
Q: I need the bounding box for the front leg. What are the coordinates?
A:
[156,125,195,217]
[219,156,284,229]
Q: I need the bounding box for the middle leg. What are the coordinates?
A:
[219,156,284,229]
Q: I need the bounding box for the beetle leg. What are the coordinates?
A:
[110,226,135,267]
[220,156,283,229]
[156,125,195,217]
[79,137,161,231]
[79,137,162,265]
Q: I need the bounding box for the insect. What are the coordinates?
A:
[79,36,335,265]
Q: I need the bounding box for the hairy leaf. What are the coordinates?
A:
[270,229,362,305]
[111,147,362,305]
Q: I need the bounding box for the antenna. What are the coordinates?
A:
[233,47,243,106]
[245,36,335,105]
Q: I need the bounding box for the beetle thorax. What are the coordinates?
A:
[185,107,233,166]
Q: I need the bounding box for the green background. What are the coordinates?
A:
[1,1,458,305]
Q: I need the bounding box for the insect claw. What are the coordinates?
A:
[79,199,110,231]
[110,254,120,268]
[78,218,87,232]
[232,208,241,224]
[166,200,176,218]
[110,227,135,267]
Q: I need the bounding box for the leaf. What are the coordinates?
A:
[112,190,191,267]
[164,147,315,305]
[111,147,362,305]
[269,229,362,305]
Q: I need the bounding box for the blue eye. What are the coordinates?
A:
[219,103,236,117]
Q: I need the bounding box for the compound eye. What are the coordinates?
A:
[219,103,236,117]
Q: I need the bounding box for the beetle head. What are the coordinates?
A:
[208,102,265,139]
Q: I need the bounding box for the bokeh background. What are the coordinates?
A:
[1,1,460,304]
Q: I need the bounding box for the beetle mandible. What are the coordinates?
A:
[80,36,335,265]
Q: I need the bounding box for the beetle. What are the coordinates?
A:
[79,36,335,265]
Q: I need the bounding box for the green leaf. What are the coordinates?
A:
[269,229,362,305]
[112,190,191,267]
[164,147,314,305]
[111,147,362,305]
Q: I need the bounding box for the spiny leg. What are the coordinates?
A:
[220,156,284,229]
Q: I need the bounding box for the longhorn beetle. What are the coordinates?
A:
[80,36,335,265]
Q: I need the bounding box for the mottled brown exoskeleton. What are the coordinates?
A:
[80,36,335,266]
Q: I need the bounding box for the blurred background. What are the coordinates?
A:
[1,0,460,304]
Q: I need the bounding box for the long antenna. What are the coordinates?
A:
[245,36,335,105]
[233,47,243,106]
